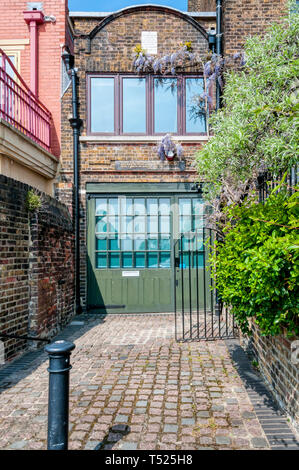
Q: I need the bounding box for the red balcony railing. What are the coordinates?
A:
[0,49,52,152]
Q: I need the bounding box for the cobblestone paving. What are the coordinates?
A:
[0,314,273,450]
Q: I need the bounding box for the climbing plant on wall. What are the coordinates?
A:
[132,41,235,159]
[195,6,299,227]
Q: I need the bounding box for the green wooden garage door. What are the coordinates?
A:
[86,183,207,314]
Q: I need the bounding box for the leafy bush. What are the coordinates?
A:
[210,188,299,336]
[196,6,299,211]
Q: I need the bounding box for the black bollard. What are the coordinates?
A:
[45,340,75,450]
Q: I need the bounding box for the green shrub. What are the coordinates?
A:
[210,188,299,336]
[26,189,41,212]
[196,6,299,207]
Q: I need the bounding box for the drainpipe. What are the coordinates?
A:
[216,0,223,110]
[62,51,82,315]
[23,10,44,97]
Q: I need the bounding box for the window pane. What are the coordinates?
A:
[134,239,146,251]
[108,198,119,215]
[91,77,114,133]
[109,216,119,234]
[159,198,170,215]
[123,78,146,133]
[109,253,120,268]
[120,197,133,215]
[148,216,158,234]
[96,237,106,251]
[160,236,170,250]
[192,199,204,216]
[109,238,119,251]
[96,216,108,233]
[154,78,177,133]
[148,237,158,250]
[195,235,204,251]
[135,252,146,268]
[180,216,192,233]
[193,253,204,268]
[134,199,146,215]
[148,252,158,268]
[186,78,206,133]
[134,216,145,233]
[122,252,133,268]
[96,253,107,269]
[121,238,133,251]
[179,198,191,215]
[160,216,170,233]
[182,253,190,268]
[160,252,171,268]
[4,55,16,79]
[96,198,107,215]
[121,216,133,234]
[147,198,158,215]
[182,236,191,251]
[194,216,203,230]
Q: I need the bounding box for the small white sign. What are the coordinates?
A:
[122,271,140,277]
[141,31,157,54]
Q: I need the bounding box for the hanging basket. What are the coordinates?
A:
[166,150,175,161]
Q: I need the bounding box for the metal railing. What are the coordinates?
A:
[173,228,237,341]
[257,166,298,203]
[0,49,52,152]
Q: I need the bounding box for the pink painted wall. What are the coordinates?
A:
[0,0,73,157]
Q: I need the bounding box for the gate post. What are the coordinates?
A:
[45,340,75,450]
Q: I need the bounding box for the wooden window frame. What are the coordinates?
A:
[87,73,208,136]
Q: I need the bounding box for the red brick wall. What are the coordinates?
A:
[240,324,299,432]
[188,1,216,11]
[0,175,75,363]
[0,175,30,361]
[0,0,72,157]
[222,0,288,56]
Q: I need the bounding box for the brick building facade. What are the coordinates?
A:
[222,0,288,56]
[0,0,297,430]
[0,1,75,361]
[0,0,74,157]
[0,174,74,362]
[59,1,290,315]
[60,5,216,314]
[57,1,297,429]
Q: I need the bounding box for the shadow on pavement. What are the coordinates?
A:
[0,314,106,392]
[94,424,131,450]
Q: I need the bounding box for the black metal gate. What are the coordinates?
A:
[173,228,237,341]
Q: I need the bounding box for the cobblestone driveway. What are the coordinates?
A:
[0,314,281,450]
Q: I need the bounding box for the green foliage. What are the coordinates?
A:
[210,189,299,336]
[26,189,41,212]
[196,7,299,202]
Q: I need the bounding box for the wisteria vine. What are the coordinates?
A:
[132,42,245,160]
[157,134,183,161]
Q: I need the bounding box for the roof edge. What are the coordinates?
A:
[69,11,216,18]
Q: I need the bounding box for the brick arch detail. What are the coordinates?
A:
[84,5,208,53]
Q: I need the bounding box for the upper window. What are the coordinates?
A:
[0,53,17,79]
[87,74,208,136]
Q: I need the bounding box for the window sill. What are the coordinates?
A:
[80,135,210,144]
